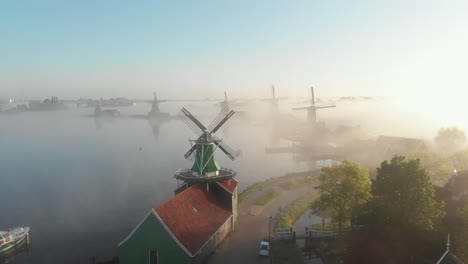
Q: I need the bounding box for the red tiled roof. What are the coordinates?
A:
[216,178,238,194]
[154,184,232,255]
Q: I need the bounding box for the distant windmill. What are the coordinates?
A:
[174,106,240,188]
[148,91,164,117]
[219,91,229,110]
[293,87,336,123]
[147,91,170,120]
[262,85,288,108]
[217,91,249,121]
[270,85,279,106]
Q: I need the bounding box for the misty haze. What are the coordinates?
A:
[2,1,468,264]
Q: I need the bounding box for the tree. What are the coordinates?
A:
[355,156,445,262]
[435,127,466,153]
[370,156,444,231]
[408,150,452,186]
[312,160,371,232]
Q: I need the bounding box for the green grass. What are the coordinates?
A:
[238,171,319,206]
[275,192,318,228]
[254,189,281,206]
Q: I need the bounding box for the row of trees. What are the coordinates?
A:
[313,156,446,262]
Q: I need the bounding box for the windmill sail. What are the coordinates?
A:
[210,109,235,134]
[293,86,336,123]
[176,107,240,178]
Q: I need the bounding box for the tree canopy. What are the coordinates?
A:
[352,156,445,262]
[435,127,466,153]
[369,156,444,231]
[312,160,371,232]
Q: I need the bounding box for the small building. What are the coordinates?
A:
[374,135,427,160]
[117,179,238,264]
[436,234,464,264]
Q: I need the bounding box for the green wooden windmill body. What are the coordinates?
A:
[191,141,221,176]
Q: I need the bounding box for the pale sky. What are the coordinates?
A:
[1,0,468,100]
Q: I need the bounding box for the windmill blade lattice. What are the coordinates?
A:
[184,144,197,160]
[178,108,204,136]
[208,105,232,132]
[175,106,239,182]
[209,106,235,134]
[178,107,239,161]
[213,135,241,160]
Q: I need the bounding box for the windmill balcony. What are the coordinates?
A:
[174,167,237,183]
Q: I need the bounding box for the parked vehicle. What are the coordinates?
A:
[259,241,270,257]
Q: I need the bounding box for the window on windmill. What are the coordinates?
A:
[149,250,158,264]
[193,207,198,213]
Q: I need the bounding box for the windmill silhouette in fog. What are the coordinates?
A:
[262,85,288,111]
[146,91,172,142]
[293,86,336,123]
[218,91,229,111]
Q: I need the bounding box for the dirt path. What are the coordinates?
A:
[207,184,311,264]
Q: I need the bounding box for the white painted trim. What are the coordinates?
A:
[193,215,233,256]
[152,209,194,257]
[436,250,449,264]
[118,211,153,247]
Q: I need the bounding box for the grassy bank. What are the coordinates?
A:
[254,189,280,206]
[238,171,319,205]
[275,192,318,228]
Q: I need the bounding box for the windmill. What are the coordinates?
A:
[145,91,170,120]
[174,106,240,188]
[262,85,288,108]
[149,92,160,114]
[293,87,336,123]
[269,85,279,107]
[218,91,229,110]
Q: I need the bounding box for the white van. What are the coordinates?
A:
[259,241,270,257]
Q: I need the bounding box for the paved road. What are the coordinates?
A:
[207,186,310,264]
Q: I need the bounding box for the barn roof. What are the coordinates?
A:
[376,135,427,153]
[437,252,464,264]
[154,184,232,256]
[216,178,238,194]
[436,235,464,264]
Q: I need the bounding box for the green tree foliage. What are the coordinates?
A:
[409,150,452,186]
[356,156,445,261]
[409,149,468,186]
[370,156,444,230]
[312,160,371,232]
[435,127,466,153]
